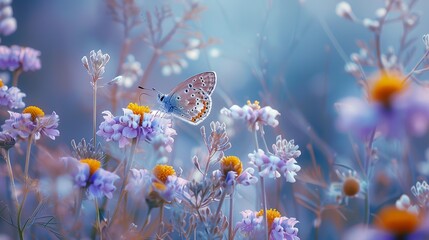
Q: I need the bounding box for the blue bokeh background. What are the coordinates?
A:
[4,0,429,239]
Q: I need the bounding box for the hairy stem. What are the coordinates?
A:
[214,190,227,221]
[95,199,103,240]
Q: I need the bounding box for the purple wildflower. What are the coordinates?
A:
[0,81,25,109]
[221,100,280,131]
[62,156,119,199]
[97,104,176,149]
[236,210,264,238]
[0,45,41,72]
[249,148,301,182]
[336,72,429,138]
[1,106,59,140]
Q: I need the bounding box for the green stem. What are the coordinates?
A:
[24,134,34,180]
[17,186,28,240]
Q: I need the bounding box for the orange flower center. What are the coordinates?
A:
[376,206,419,237]
[127,102,150,125]
[342,177,360,197]
[257,208,281,230]
[152,164,176,183]
[221,156,243,177]
[79,158,101,176]
[0,79,4,88]
[370,73,407,107]
[23,106,45,121]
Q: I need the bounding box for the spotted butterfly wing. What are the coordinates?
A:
[167,72,217,125]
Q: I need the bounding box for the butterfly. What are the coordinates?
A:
[143,71,217,125]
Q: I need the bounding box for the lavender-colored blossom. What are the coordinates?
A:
[62,157,119,199]
[335,2,355,21]
[336,86,429,138]
[270,217,300,240]
[88,168,120,199]
[97,109,176,149]
[0,45,41,72]
[118,55,143,88]
[82,49,110,83]
[249,149,301,182]
[1,110,59,140]
[212,167,258,193]
[0,84,25,109]
[236,210,263,238]
[154,175,187,203]
[125,168,151,196]
[221,100,280,131]
[0,0,16,36]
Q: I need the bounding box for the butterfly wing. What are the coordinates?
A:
[167,72,217,125]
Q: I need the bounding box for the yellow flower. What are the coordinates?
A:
[220,156,243,177]
[370,72,408,107]
[80,158,101,176]
[257,208,281,230]
[153,164,176,183]
[376,206,419,237]
[23,106,45,121]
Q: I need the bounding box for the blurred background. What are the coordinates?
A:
[3,0,429,239]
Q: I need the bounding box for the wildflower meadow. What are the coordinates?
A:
[1,0,429,239]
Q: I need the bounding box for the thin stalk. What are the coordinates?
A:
[157,204,164,237]
[95,199,103,240]
[139,208,152,233]
[12,67,23,87]
[214,190,227,221]
[4,150,19,210]
[259,174,268,240]
[228,187,234,240]
[24,134,34,180]
[109,138,137,226]
[253,130,268,240]
[364,191,370,225]
[17,186,29,240]
[93,82,98,146]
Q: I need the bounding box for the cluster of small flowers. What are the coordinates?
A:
[0,79,25,109]
[97,103,177,149]
[0,0,16,36]
[0,45,41,72]
[396,181,429,215]
[248,136,301,182]
[81,49,110,83]
[221,100,280,131]
[236,209,300,240]
[117,54,143,88]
